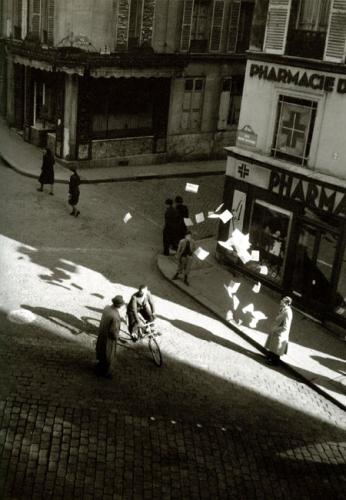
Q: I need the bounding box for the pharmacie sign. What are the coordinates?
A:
[250,63,346,94]
[269,171,346,216]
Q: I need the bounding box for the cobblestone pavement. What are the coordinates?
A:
[0,164,345,499]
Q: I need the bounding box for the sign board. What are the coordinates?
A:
[236,125,257,149]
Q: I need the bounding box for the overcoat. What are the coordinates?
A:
[68,172,81,205]
[96,305,121,372]
[39,151,55,184]
[265,304,292,356]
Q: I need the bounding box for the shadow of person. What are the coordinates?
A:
[21,304,98,336]
[311,355,346,376]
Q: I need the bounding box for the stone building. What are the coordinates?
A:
[218,0,346,331]
[0,0,255,166]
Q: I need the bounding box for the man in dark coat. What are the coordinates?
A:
[127,285,155,341]
[37,148,55,195]
[163,198,180,255]
[96,295,125,378]
[175,195,189,242]
[68,168,81,217]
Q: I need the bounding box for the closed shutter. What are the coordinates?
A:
[180,0,194,52]
[31,0,41,38]
[227,0,240,52]
[324,0,346,62]
[209,0,225,51]
[217,80,231,130]
[263,0,291,55]
[116,0,131,48]
[141,0,156,45]
[47,0,54,45]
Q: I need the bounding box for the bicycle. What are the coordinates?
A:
[136,321,163,367]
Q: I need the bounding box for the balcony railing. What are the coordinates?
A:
[286,29,326,60]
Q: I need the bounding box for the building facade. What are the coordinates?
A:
[218,0,346,331]
[0,0,255,166]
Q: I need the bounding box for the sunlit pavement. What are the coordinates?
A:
[0,163,346,499]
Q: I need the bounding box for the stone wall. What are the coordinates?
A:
[92,136,154,159]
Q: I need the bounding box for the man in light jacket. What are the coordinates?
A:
[172,231,196,286]
[265,296,293,365]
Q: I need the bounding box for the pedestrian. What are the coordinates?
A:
[163,198,180,255]
[37,147,55,195]
[172,230,196,286]
[95,295,126,378]
[265,296,293,365]
[175,195,189,242]
[127,285,156,341]
[68,168,81,217]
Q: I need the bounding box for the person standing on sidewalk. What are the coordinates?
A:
[163,198,180,255]
[68,168,81,217]
[175,195,189,242]
[172,231,196,286]
[265,296,293,365]
[37,148,55,195]
[95,295,126,378]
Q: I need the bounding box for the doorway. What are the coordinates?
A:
[291,221,338,314]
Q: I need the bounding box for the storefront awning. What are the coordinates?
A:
[12,54,53,72]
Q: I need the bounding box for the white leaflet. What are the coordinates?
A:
[185,182,199,193]
[194,247,209,260]
[195,212,205,224]
[123,212,132,223]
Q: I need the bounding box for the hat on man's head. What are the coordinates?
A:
[281,296,292,306]
[112,295,125,307]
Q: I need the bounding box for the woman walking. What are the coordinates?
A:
[68,168,81,217]
[265,296,293,365]
[37,148,55,195]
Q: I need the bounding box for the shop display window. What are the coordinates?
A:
[248,200,292,284]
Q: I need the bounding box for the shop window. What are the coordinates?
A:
[287,0,331,58]
[181,78,205,131]
[128,0,143,48]
[248,200,292,284]
[335,246,346,320]
[272,95,317,167]
[217,75,244,130]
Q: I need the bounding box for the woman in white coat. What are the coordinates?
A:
[265,296,293,365]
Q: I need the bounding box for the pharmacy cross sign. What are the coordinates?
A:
[281,111,306,148]
[237,163,250,178]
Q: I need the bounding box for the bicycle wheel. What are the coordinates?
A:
[149,337,162,367]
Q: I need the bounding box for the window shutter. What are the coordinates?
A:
[217,85,231,130]
[324,0,346,62]
[116,0,131,48]
[47,0,54,45]
[180,0,195,52]
[141,0,156,46]
[31,0,41,38]
[263,0,292,55]
[209,0,225,51]
[227,0,240,52]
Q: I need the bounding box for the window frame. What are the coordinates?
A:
[181,77,205,132]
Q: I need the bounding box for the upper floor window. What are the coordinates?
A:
[190,0,210,52]
[217,75,244,130]
[115,0,156,49]
[272,95,317,166]
[181,77,205,131]
[286,0,331,58]
[25,0,54,45]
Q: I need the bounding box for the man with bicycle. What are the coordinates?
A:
[127,285,156,341]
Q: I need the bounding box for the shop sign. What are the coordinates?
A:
[249,63,346,95]
[269,171,346,216]
[236,125,257,148]
[226,157,270,189]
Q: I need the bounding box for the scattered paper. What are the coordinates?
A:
[249,318,258,329]
[251,250,260,262]
[208,211,220,219]
[228,280,241,294]
[194,247,209,260]
[259,265,268,275]
[238,251,252,264]
[336,306,345,315]
[242,303,254,314]
[195,212,205,224]
[215,203,224,213]
[185,182,199,193]
[218,210,233,224]
[233,295,240,311]
[252,282,261,294]
[218,239,234,251]
[226,310,233,322]
[252,310,267,321]
[184,217,193,227]
[123,212,132,223]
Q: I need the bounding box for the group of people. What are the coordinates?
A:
[95,285,156,378]
[37,147,81,217]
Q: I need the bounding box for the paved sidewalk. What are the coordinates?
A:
[0,117,225,183]
[157,239,346,411]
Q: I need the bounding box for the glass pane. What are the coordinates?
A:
[185,79,193,91]
[248,201,291,283]
[277,102,311,157]
[291,225,316,297]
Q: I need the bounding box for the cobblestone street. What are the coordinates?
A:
[0,164,345,499]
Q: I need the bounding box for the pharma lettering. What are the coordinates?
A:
[250,64,346,94]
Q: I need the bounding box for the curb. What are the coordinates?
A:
[0,153,225,185]
[157,255,346,412]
